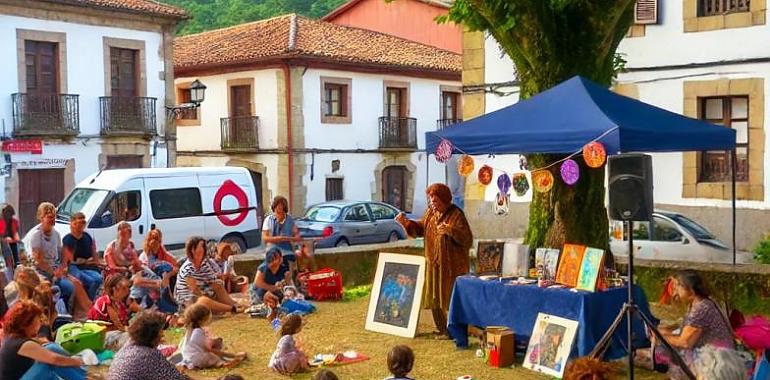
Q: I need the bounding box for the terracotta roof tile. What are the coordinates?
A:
[174,14,460,73]
[38,0,188,19]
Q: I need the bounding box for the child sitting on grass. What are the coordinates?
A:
[87,274,138,351]
[385,345,415,380]
[180,304,247,370]
[269,313,310,375]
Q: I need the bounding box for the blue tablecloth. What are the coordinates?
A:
[447,276,656,360]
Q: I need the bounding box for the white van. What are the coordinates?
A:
[24,167,261,253]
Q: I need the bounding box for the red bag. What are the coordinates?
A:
[302,268,343,301]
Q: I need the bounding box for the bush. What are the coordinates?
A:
[754,233,770,264]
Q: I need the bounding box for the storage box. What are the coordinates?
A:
[485,326,514,368]
[302,268,343,301]
[55,322,106,354]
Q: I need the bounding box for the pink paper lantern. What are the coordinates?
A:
[435,139,453,163]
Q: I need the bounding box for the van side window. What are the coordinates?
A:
[150,188,202,219]
[92,191,142,228]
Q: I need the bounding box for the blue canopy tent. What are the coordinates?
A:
[426,76,739,263]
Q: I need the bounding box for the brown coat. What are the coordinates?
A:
[405,204,473,312]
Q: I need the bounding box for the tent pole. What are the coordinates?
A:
[732,148,737,265]
[426,152,430,189]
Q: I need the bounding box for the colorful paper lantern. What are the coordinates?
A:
[478,165,493,185]
[512,173,530,196]
[497,173,511,194]
[458,155,474,177]
[583,142,606,168]
[435,139,453,163]
[494,191,510,215]
[560,159,580,185]
[533,170,554,193]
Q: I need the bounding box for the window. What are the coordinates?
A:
[303,205,341,222]
[320,77,351,124]
[25,40,58,94]
[699,0,749,16]
[177,88,198,120]
[651,217,683,242]
[150,188,202,219]
[110,47,138,97]
[105,155,143,169]
[326,178,343,201]
[699,96,748,182]
[441,91,460,120]
[344,204,370,222]
[92,190,141,228]
[369,203,397,220]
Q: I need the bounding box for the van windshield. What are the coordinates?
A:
[57,188,109,222]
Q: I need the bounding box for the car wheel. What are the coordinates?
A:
[222,235,247,254]
[388,231,399,242]
[335,238,349,247]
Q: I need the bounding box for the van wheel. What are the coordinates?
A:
[388,231,399,242]
[222,235,247,254]
[335,238,349,247]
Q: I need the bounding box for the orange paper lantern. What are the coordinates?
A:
[458,155,474,177]
[532,170,554,193]
[583,142,607,168]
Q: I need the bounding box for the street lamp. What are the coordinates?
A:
[166,79,207,119]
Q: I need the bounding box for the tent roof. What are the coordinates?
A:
[426,76,736,155]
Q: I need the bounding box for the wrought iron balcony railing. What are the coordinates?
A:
[99,96,157,137]
[221,116,259,151]
[378,116,417,149]
[11,93,79,137]
[437,118,462,130]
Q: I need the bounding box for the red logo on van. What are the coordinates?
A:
[213,180,248,226]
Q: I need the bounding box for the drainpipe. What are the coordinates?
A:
[282,62,294,212]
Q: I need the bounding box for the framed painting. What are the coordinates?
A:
[523,313,579,378]
[576,247,605,292]
[365,253,426,338]
[502,240,529,277]
[555,244,585,287]
[536,248,560,281]
[476,240,505,276]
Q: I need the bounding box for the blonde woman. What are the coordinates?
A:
[105,222,165,307]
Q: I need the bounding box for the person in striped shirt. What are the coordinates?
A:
[174,236,243,314]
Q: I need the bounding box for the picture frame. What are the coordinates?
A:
[502,240,529,277]
[365,253,426,338]
[475,240,505,276]
[523,313,579,378]
[575,247,605,292]
[536,248,560,281]
[555,244,586,287]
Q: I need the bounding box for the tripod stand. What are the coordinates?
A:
[589,220,695,380]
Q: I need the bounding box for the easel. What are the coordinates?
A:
[589,220,695,380]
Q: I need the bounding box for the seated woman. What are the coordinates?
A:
[139,229,178,312]
[250,248,291,315]
[175,236,243,314]
[62,212,103,302]
[262,196,301,280]
[87,274,138,351]
[637,270,735,378]
[210,243,248,294]
[107,310,191,380]
[0,301,87,380]
[105,221,166,308]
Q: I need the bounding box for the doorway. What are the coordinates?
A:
[382,166,407,211]
[18,168,65,235]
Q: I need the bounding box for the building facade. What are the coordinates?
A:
[0,0,185,233]
[174,15,462,219]
[463,1,770,250]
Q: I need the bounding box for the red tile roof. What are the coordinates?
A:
[37,0,188,19]
[174,14,461,74]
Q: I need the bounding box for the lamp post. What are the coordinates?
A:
[166,79,207,119]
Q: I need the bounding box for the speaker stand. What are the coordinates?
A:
[589,221,695,380]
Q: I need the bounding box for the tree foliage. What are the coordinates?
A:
[440,0,636,252]
[166,0,348,35]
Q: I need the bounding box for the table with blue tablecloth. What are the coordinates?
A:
[447,276,656,360]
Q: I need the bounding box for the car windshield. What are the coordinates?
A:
[303,206,341,222]
[57,188,109,222]
[669,214,716,240]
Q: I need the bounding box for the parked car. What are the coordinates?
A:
[22,167,262,253]
[609,210,730,263]
[296,201,407,248]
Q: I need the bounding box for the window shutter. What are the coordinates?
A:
[634,0,658,24]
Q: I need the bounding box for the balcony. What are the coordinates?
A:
[378,116,417,150]
[11,93,79,138]
[221,116,259,151]
[99,96,157,137]
[437,118,462,130]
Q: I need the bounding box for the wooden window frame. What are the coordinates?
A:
[175,82,201,126]
[382,80,410,117]
[103,37,146,97]
[683,0,765,33]
[320,77,352,124]
[440,86,461,120]
[226,78,255,118]
[16,29,67,94]
[698,96,749,183]
[325,176,344,201]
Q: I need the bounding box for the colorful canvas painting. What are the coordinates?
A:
[366,253,426,338]
[576,247,605,292]
[555,244,586,287]
[543,248,560,281]
[523,313,579,378]
[476,240,505,276]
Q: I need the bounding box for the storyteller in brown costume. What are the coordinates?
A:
[395,183,473,337]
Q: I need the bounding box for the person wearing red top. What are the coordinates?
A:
[88,274,137,351]
[0,204,21,269]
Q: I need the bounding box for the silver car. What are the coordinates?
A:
[296,201,407,248]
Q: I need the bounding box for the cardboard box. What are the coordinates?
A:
[485,326,514,368]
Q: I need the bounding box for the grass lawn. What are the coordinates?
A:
[94,288,670,380]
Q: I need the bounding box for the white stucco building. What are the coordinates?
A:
[463,1,770,249]
[0,0,186,233]
[174,14,462,221]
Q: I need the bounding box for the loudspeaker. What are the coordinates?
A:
[608,154,653,221]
